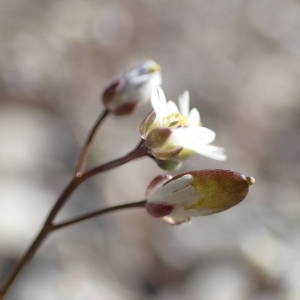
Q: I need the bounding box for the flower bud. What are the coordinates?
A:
[102,60,161,115]
[145,169,254,224]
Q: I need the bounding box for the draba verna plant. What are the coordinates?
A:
[0,60,254,298]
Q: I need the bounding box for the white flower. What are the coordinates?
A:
[102,60,161,115]
[145,170,255,225]
[140,87,226,163]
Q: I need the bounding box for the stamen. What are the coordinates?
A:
[164,113,188,128]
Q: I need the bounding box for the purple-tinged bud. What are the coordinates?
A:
[145,169,255,224]
[101,60,161,116]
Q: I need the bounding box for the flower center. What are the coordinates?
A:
[164,113,188,128]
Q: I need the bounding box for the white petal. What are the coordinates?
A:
[148,174,193,203]
[124,60,160,79]
[178,91,190,117]
[162,174,193,194]
[188,108,201,126]
[124,67,138,80]
[168,184,201,206]
[140,60,160,74]
[169,207,214,221]
[191,145,227,161]
[166,100,179,114]
[146,174,173,198]
[161,216,190,225]
[171,127,216,148]
[151,87,167,116]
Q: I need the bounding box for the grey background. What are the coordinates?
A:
[0,0,300,299]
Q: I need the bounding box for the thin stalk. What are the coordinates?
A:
[0,138,148,299]
[81,139,147,181]
[52,200,146,230]
[75,109,109,176]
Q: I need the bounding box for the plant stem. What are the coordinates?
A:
[0,137,148,299]
[75,109,109,176]
[81,139,147,181]
[52,200,146,230]
[0,228,48,299]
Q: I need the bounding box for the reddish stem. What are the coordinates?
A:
[0,139,148,299]
[52,200,146,231]
[75,109,109,176]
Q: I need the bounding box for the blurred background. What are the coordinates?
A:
[0,0,300,299]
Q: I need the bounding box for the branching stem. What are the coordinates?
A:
[75,109,109,176]
[52,200,146,231]
[0,111,148,299]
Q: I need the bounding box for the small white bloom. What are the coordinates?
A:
[102,60,161,115]
[140,87,226,162]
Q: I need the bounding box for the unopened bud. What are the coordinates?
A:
[102,60,161,116]
[146,169,254,224]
